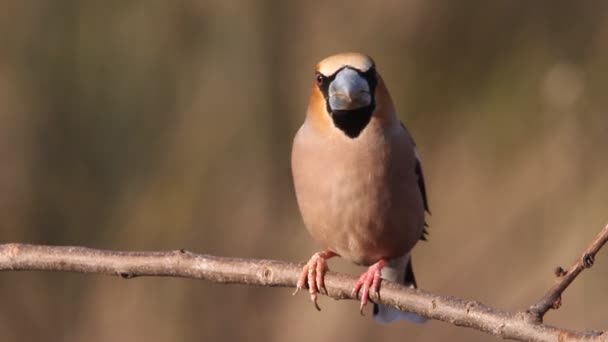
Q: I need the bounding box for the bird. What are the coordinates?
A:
[291,52,430,323]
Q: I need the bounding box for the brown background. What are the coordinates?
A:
[1,1,607,341]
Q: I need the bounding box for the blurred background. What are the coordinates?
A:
[1,1,607,341]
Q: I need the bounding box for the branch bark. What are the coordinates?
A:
[1,225,607,342]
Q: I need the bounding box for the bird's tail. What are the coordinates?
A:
[373,256,428,324]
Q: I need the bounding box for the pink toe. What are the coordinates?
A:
[352,259,387,311]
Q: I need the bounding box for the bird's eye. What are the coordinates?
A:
[315,73,325,87]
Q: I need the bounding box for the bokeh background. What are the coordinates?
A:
[1,1,607,341]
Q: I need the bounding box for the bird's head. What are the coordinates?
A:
[307,52,396,138]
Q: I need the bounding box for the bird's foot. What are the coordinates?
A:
[293,250,337,310]
[352,259,387,314]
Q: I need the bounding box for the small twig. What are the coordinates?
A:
[528,223,608,322]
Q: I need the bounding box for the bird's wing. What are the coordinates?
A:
[414,148,430,214]
[401,122,430,240]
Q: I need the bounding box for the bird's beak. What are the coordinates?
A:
[328,68,371,111]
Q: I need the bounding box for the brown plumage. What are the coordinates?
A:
[291,53,429,323]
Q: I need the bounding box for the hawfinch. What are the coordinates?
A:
[291,52,429,323]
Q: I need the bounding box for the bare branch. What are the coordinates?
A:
[1,225,607,342]
[528,223,608,321]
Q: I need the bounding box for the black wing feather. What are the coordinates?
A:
[415,155,430,241]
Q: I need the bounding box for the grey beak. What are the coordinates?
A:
[328,68,371,111]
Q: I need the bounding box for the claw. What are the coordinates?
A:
[352,259,387,314]
[311,293,321,311]
[294,250,337,310]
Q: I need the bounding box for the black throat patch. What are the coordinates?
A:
[330,106,374,138]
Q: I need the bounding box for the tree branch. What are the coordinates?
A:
[528,223,608,321]
[1,225,607,341]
